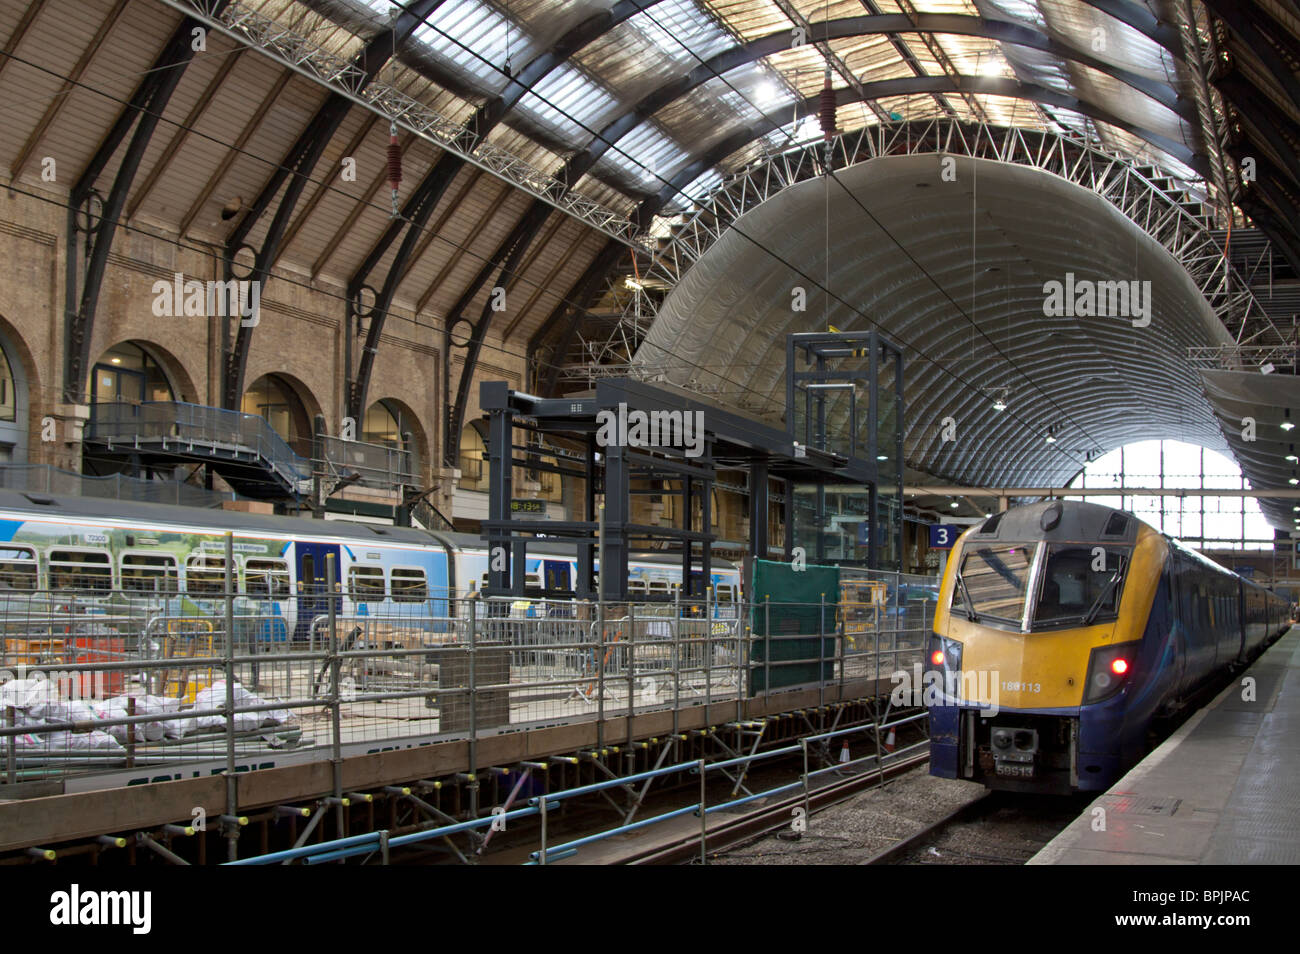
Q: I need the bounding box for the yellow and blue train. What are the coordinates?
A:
[927,499,1290,794]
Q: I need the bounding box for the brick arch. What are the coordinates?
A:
[95,338,202,406]
[364,396,431,482]
[242,371,325,460]
[0,313,39,465]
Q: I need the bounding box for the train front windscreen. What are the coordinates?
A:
[954,542,1131,632]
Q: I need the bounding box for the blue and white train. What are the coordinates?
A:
[0,490,742,641]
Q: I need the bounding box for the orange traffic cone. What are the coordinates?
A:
[883,727,897,752]
[839,740,850,763]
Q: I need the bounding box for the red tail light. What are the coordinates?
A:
[931,650,944,665]
[1111,658,1129,675]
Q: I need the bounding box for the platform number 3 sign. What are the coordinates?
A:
[929,525,960,550]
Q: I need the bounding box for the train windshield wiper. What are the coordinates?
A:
[956,574,978,621]
[1083,567,1124,625]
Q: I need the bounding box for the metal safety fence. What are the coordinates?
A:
[0,553,937,795]
[227,710,931,865]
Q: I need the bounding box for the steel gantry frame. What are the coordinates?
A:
[551,118,1281,395]
[156,0,645,245]
[63,4,227,405]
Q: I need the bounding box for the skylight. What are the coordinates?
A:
[411,0,533,94]
[626,0,734,66]
[519,63,620,146]
[602,123,689,192]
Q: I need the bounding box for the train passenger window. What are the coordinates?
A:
[1032,545,1129,627]
[185,555,229,596]
[348,565,385,602]
[649,580,671,597]
[0,546,38,590]
[628,579,648,597]
[48,549,113,591]
[957,544,1034,624]
[246,559,290,598]
[391,567,428,602]
[121,553,179,594]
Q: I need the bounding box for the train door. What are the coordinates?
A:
[294,541,341,642]
[543,560,571,594]
[543,559,573,617]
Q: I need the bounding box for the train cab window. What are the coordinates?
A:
[121,553,179,594]
[955,544,1035,624]
[48,549,113,591]
[348,565,386,602]
[185,555,229,596]
[246,559,290,599]
[0,546,38,590]
[1032,545,1129,628]
[716,584,736,603]
[391,567,428,602]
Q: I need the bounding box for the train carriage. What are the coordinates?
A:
[0,491,741,650]
[927,499,1290,794]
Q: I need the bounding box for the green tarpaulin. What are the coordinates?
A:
[749,559,839,694]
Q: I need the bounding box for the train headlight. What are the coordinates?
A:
[1083,642,1140,704]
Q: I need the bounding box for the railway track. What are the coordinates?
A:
[863,789,1088,865]
[863,791,995,864]
[612,752,932,865]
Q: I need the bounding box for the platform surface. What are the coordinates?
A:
[1030,628,1300,865]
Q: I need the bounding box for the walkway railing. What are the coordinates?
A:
[85,401,311,490]
[316,434,417,489]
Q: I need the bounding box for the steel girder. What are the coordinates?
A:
[345,0,669,425]
[63,5,225,404]
[218,0,447,410]
[442,202,554,466]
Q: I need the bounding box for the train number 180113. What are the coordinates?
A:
[1002,681,1041,693]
